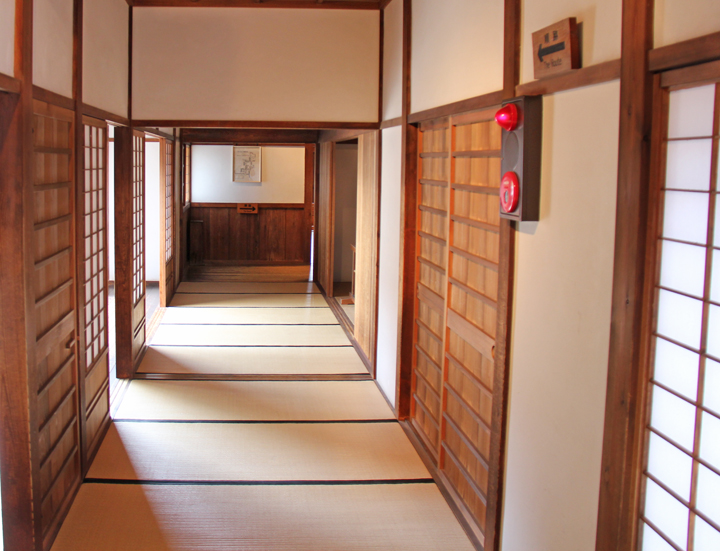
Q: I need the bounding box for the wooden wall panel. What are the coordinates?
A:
[160,138,175,306]
[317,141,335,295]
[31,99,82,546]
[409,107,510,545]
[77,115,110,468]
[354,130,380,368]
[114,127,146,377]
[187,204,308,264]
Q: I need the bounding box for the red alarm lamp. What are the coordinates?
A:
[494,97,542,221]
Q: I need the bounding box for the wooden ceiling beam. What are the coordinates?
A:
[129,0,381,9]
[181,128,320,144]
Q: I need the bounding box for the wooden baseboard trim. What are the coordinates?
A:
[399,420,484,551]
[515,59,621,97]
[33,85,75,111]
[649,30,720,73]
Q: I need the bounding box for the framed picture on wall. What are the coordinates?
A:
[232,146,262,183]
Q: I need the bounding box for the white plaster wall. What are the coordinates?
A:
[411,0,504,114]
[654,0,720,48]
[145,141,161,282]
[520,0,622,84]
[501,80,620,551]
[382,0,403,122]
[376,126,403,408]
[133,8,379,122]
[83,0,129,118]
[191,146,305,204]
[33,0,73,97]
[334,144,358,283]
[0,0,14,77]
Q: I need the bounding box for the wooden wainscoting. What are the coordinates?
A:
[188,203,311,265]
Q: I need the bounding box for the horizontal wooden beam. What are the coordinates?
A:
[661,59,720,89]
[191,202,305,209]
[130,0,380,9]
[181,128,319,144]
[380,116,403,129]
[318,126,378,142]
[408,90,504,125]
[649,30,720,73]
[134,127,175,140]
[515,59,621,97]
[0,72,21,94]
[135,119,378,130]
[81,103,130,127]
[32,86,74,111]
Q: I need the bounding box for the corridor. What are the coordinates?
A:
[50,272,476,550]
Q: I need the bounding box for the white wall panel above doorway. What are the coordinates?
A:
[132,8,380,122]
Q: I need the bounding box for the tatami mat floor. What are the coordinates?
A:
[51,275,476,550]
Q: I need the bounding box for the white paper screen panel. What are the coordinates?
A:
[641,83,720,551]
[132,8,379,122]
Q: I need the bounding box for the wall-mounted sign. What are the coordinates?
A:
[531,18,580,79]
[237,203,259,214]
[232,146,262,183]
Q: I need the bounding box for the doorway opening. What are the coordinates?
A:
[331,139,359,328]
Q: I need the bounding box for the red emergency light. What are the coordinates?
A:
[495,104,519,132]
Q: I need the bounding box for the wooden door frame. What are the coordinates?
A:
[114,127,147,378]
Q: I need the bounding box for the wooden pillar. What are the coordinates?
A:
[114,126,136,379]
[396,0,417,419]
[0,0,39,549]
[596,0,655,550]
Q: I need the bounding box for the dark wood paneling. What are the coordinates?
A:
[648,30,720,73]
[596,0,655,550]
[181,128,319,144]
[32,99,82,551]
[189,204,310,264]
[0,81,36,551]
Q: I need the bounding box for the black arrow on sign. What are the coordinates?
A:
[538,41,566,62]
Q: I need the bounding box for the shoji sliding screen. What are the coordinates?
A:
[640,82,719,550]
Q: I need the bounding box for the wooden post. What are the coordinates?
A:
[596,0,655,550]
[114,126,135,379]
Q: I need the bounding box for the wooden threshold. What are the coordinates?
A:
[129,0,381,9]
